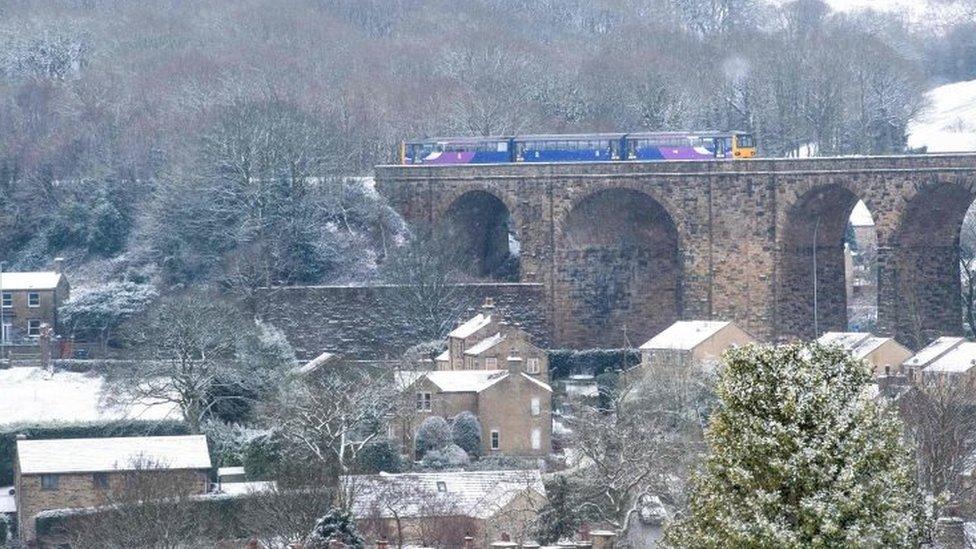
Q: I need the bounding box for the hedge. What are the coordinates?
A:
[546,348,640,380]
[0,420,189,485]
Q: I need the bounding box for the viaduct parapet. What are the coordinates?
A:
[376,154,976,349]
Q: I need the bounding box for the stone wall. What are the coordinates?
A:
[376,154,976,349]
[256,283,549,360]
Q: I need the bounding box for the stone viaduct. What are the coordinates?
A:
[375,154,976,350]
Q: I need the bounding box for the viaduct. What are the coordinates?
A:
[375,154,976,350]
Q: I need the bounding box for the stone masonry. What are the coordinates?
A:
[375,154,976,349]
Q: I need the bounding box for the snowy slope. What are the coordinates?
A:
[908,79,976,153]
[0,367,179,427]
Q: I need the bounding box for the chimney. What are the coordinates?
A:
[463,536,475,549]
[507,355,523,374]
[53,257,64,274]
[482,297,496,314]
[376,539,389,549]
[590,531,616,549]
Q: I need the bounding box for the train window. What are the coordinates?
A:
[737,134,756,148]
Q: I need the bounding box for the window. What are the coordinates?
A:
[27,320,41,337]
[531,397,541,416]
[485,357,498,369]
[436,481,447,492]
[93,472,109,489]
[526,358,540,374]
[41,474,59,491]
[1,292,10,308]
[416,392,432,412]
[531,428,541,450]
[27,292,39,307]
[490,430,500,450]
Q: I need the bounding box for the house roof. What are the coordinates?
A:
[17,435,211,475]
[464,332,504,356]
[434,349,450,362]
[922,341,976,374]
[449,313,492,339]
[293,351,339,375]
[905,336,966,368]
[817,332,902,359]
[395,369,551,394]
[0,272,63,291]
[345,469,545,521]
[639,321,733,351]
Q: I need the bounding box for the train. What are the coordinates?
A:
[398,131,757,165]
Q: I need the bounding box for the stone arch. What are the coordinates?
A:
[778,183,872,340]
[885,181,976,348]
[555,187,682,348]
[439,189,520,281]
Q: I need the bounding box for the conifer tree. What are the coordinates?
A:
[665,344,928,548]
[305,508,365,549]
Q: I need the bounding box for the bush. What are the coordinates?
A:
[547,348,639,380]
[414,416,451,459]
[451,411,482,458]
[242,432,281,480]
[420,443,469,470]
[306,508,365,549]
[354,438,403,474]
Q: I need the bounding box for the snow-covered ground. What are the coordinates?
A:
[0,367,179,427]
[908,79,976,153]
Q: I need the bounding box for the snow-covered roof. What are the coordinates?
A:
[293,351,339,375]
[0,486,14,514]
[923,342,976,374]
[0,272,63,291]
[817,332,898,359]
[434,349,450,363]
[424,370,508,393]
[17,435,211,475]
[217,466,245,478]
[905,337,966,368]
[464,332,504,356]
[521,372,552,393]
[639,321,733,351]
[345,469,544,521]
[0,367,179,427]
[449,313,492,339]
[218,481,276,495]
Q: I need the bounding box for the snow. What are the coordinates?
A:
[423,370,507,392]
[849,201,874,227]
[17,435,211,474]
[463,332,503,356]
[904,336,966,368]
[0,486,14,514]
[817,332,892,359]
[922,341,976,374]
[217,466,245,478]
[293,351,339,375]
[639,320,732,351]
[908,79,976,153]
[217,481,276,495]
[0,367,179,427]
[448,313,491,339]
[0,271,62,291]
[344,469,544,520]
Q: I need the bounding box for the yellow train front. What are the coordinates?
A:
[399,131,757,165]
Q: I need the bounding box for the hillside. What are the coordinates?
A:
[908,79,976,153]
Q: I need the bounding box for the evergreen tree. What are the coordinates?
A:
[414,416,451,459]
[665,344,928,548]
[87,190,128,256]
[354,438,404,474]
[451,411,483,458]
[305,508,365,549]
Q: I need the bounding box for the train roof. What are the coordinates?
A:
[405,130,753,144]
[515,132,626,140]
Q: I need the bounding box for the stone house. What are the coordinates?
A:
[903,336,968,381]
[347,469,546,548]
[395,358,553,459]
[0,262,69,348]
[911,339,976,382]
[816,332,913,377]
[638,320,755,370]
[14,434,211,544]
[437,299,548,379]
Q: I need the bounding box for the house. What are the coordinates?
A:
[394,357,553,458]
[816,332,913,377]
[916,340,976,381]
[438,299,548,379]
[347,469,546,548]
[903,336,967,381]
[638,320,755,370]
[14,434,211,543]
[0,260,69,349]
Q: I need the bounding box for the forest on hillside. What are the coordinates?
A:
[1,0,974,301]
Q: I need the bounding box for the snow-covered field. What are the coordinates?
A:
[0,367,179,427]
[908,79,976,153]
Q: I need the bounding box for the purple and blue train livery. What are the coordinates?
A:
[399,131,757,165]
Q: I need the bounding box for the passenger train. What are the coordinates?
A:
[398,131,757,165]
